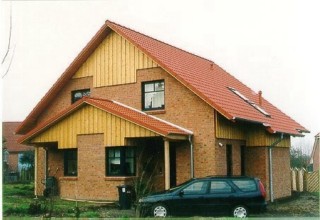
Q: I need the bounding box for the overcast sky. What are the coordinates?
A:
[1,0,319,153]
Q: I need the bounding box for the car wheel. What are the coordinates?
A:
[233,205,248,218]
[152,204,168,217]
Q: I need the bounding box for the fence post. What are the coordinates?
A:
[291,168,297,191]
[297,169,305,192]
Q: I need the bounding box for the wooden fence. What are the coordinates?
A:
[291,168,319,192]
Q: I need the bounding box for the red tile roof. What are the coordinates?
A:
[2,122,33,152]
[16,20,308,136]
[19,97,192,144]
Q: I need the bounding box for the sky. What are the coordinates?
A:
[1,0,319,154]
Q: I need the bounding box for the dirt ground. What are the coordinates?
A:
[117,192,320,218]
[253,192,319,218]
[133,192,319,218]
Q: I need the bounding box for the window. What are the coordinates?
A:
[142,80,165,110]
[232,180,257,192]
[64,149,77,176]
[210,181,233,193]
[183,181,208,195]
[106,147,135,176]
[71,89,90,103]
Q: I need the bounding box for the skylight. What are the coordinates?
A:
[228,87,271,117]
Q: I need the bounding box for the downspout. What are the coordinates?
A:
[268,133,284,203]
[34,147,38,198]
[188,135,194,178]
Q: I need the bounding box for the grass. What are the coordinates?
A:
[2,182,136,218]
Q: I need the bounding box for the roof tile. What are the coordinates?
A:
[16,20,308,136]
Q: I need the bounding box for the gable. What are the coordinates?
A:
[30,104,159,148]
[16,20,308,137]
[73,31,158,87]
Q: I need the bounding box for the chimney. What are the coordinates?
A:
[258,90,262,106]
[210,63,214,70]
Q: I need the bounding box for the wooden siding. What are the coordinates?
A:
[215,113,246,140]
[73,31,158,87]
[31,105,159,148]
[216,113,290,147]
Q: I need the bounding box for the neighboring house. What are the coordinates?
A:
[309,133,320,171]
[17,21,308,201]
[2,122,33,173]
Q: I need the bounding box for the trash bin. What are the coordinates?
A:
[43,176,57,196]
[117,185,134,209]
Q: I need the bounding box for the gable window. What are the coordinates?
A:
[71,89,90,103]
[64,149,77,176]
[106,147,135,176]
[142,80,165,111]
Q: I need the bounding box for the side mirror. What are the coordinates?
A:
[179,190,184,197]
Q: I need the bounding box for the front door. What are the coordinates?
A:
[226,144,233,176]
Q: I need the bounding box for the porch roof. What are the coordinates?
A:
[18,97,193,144]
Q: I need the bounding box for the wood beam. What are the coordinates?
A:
[164,139,170,190]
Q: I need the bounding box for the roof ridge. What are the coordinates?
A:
[106,20,215,65]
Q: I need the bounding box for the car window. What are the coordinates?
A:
[232,180,257,192]
[183,181,208,195]
[210,181,233,193]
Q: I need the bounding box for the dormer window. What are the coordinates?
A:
[142,80,165,111]
[71,89,90,103]
[228,87,271,117]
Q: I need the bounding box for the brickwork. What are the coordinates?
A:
[271,147,291,199]
[7,153,18,172]
[245,146,291,200]
[245,147,268,192]
[32,66,292,200]
[35,147,46,195]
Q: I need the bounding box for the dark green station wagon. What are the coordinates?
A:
[138,176,267,218]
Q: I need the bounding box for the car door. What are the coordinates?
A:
[204,180,235,215]
[169,180,209,216]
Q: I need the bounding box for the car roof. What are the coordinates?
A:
[196,176,258,180]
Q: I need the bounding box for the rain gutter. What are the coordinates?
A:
[269,133,284,203]
[188,135,194,178]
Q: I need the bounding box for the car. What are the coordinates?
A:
[138,176,267,218]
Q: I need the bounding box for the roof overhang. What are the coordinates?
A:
[19,97,193,145]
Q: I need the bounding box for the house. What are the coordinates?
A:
[2,122,33,174]
[309,133,319,171]
[17,20,308,201]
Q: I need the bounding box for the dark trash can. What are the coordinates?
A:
[117,185,134,209]
[43,176,57,197]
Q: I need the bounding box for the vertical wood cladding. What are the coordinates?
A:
[73,31,158,87]
[31,105,158,148]
[215,113,290,147]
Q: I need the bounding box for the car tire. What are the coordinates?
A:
[233,205,248,218]
[152,203,168,217]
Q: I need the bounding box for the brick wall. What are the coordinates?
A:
[271,147,291,199]
[245,146,291,200]
[7,153,18,172]
[32,66,292,200]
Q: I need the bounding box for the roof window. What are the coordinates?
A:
[228,87,271,117]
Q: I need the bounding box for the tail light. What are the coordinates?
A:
[258,180,266,199]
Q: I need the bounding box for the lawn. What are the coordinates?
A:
[2,183,136,218]
[3,183,319,218]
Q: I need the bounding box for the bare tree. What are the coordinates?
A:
[1,2,15,79]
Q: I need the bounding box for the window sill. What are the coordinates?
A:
[144,110,166,115]
[59,176,78,181]
[104,176,136,181]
